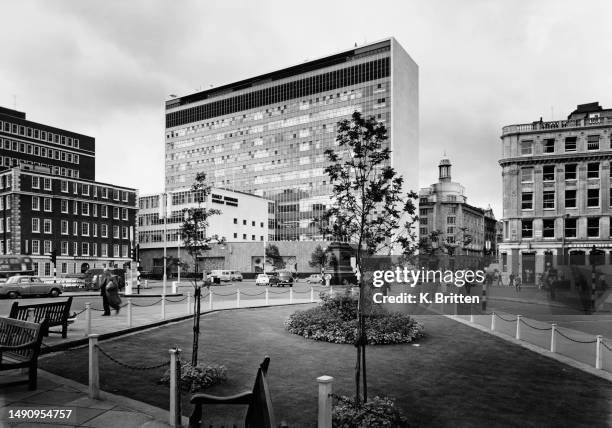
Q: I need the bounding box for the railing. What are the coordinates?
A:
[502,117,612,135]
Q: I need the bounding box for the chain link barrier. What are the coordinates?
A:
[268,289,291,294]
[210,291,238,297]
[239,290,267,296]
[554,329,597,344]
[95,344,170,370]
[494,313,517,323]
[602,340,612,353]
[164,296,187,303]
[519,318,553,331]
[131,299,163,307]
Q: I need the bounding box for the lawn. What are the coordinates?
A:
[40,305,612,427]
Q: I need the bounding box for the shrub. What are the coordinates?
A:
[285,293,424,344]
[159,361,227,392]
[333,395,411,428]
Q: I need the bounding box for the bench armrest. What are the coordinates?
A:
[0,340,38,351]
[190,391,253,405]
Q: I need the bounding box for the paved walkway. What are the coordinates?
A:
[1,289,319,427]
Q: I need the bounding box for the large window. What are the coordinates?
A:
[543,139,555,153]
[542,165,555,181]
[542,219,555,238]
[32,218,40,233]
[520,140,533,155]
[565,164,577,180]
[543,190,555,209]
[587,218,599,237]
[43,219,52,234]
[522,219,533,238]
[587,188,599,207]
[32,196,39,211]
[521,192,533,210]
[521,167,534,183]
[565,137,577,152]
[587,135,600,151]
[587,163,599,179]
[565,218,577,238]
[565,190,577,208]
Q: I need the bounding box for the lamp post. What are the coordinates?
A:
[561,214,570,266]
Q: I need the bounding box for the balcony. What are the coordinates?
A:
[502,117,612,135]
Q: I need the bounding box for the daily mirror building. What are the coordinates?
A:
[164,38,418,243]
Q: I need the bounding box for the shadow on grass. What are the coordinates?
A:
[39,305,612,428]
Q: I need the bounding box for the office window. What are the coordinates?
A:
[587,163,599,178]
[73,221,78,236]
[587,218,599,237]
[243,219,247,225]
[43,197,52,212]
[82,222,90,236]
[61,180,68,192]
[543,190,555,209]
[113,244,119,257]
[61,199,68,213]
[73,201,78,215]
[542,165,555,181]
[565,218,577,238]
[113,207,119,219]
[243,233,247,239]
[543,139,555,153]
[61,241,69,256]
[73,242,79,257]
[520,140,533,155]
[113,225,119,238]
[587,135,600,150]
[101,243,108,257]
[81,242,89,256]
[92,243,97,257]
[122,226,128,239]
[565,137,577,152]
[32,218,40,233]
[93,204,98,217]
[43,240,51,254]
[122,208,128,220]
[587,188,599,207]
[61,220,68,235]
[522,219,533,238]
[233,218,237,224]
[565,190,577,208]
[521,167,534,183]
[32,176,40,189]
[233,232,237,239]
[82,202,89,216]
[43,178,51,190]
[83,184,90,196]
[521,192,533,210]
[102,224,108,237]
[93,223,98,237]
[565,164,577,180]
[32,196,40,211]
[32,240,40,255]
[122,245,128,258]
[542,219,555,238]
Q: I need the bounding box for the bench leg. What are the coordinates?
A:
[28,362,38,390]
[62,323,67,339]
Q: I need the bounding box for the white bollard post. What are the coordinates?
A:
[516,315,522,340]
[187,292,191,315]
[469,305,474,323]
[596,335,603,369]
[169,348,182,428]
[145,279,149,289]
[88,334,100,399]
[290,288,293,304]
[127,299,132,328]
[85,302,92,336]
[172,281,177,294]
[317,375,333,428]
[551,323,557,352]
[491,312,496,331]
[161,294,166,320]
[237,289,240,308]
[311,286,314,303]
[265,288,269,305]
[330,286,334,297]
[209,291,213,310]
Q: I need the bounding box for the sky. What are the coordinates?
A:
[1,0,611,219]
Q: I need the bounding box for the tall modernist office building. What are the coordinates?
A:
[164,38,418,242]
[499,102,612,283]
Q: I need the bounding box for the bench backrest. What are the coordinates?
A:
[9,297,73,325]
[245,357,276,428]
[0,316,45,361]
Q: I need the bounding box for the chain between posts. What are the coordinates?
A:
[494,313,517,323]
[95,345,170,370]
[554,329,598,344]
[131,299,164,307]
[601,340,612,352]
[519,318,553,331]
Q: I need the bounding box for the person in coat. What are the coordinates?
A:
[100,268,112,316]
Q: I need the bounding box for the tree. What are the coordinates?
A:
[265,244,285,271]
[323,111,418,405]
[309,245,328,275]
[180,172,222,366]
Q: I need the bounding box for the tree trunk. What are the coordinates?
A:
[192,263,200,366]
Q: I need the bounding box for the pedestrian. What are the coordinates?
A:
[515,275,522,292]
[495,270,503,287]
[100,267,112,316]
[509,272,515,289]
[106,275,122,314]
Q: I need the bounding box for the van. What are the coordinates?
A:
[229,270,243,281]
[209,270,232,282]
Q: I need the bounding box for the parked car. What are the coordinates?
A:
[274,271,294,287]
[256,274,270,286]
[209,270,233,282]
[306,274,324,284]
[229,270,243,281]
[0,275,62,299]
[83,268,125,290]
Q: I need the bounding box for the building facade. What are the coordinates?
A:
[0,107,95,180]
[419,158,497,256]
[164,38,418,242]
[0,167,137,276]
[499,102,612,283]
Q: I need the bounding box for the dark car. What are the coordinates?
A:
[274,271,294,287]
[83,268,126,290]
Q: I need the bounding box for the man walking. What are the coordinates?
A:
[100,267,111,316]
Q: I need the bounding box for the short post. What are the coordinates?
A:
[310,286,314,303]
[169,348,182,428]
[515,315,522,340]
[236,289,241,308]
[491,312,496,331]
[172,281,177,294]
[596,335,603,369]
[330,286,334,297]
[88,334,100,399]
[265,287,269,305]
[85,302,92,336]
[289,288,293,304]
[550,323,557,352]
[127,299,132,328]
[187,291,191,315]
[317,375,333,428]
[145,279,149,289]
[161,294,166,320]
[209,290,213,310]
[469,303,474,323]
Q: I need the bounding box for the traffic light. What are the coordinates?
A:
[131,244,140,261]
[50,249,57,265]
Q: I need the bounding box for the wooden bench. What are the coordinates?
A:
[189,356,277,428]
[9,297,73,338]
[0,317,47,390]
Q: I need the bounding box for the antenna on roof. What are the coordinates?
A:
[354,42,358,47]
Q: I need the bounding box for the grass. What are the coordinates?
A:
[39,305,612,427]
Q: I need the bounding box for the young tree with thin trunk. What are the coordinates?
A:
[181,172,221,366]
[309,245,328,275]
[323,111,418,405]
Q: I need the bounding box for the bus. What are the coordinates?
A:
[0,255,36,280]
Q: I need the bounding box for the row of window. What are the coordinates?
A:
[521,188,610,210]
[0,157,80,178]
[0,121,81,148]
[1,138,81,164]
[28,240,128,258]
[30,176,131,201]
[233,218,265,228]
[520,135,611,155]
[31,218,130,239]
[520,163,602,182]
[521,217,605,238]
[28,198,130,219]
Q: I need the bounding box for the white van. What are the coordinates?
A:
[209,270,242,282]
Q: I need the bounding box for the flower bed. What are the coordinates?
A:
[333,395,410,428]
[159,361,227,392]
[284,293,423,345]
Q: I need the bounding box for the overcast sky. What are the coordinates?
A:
[2,0,611,218]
